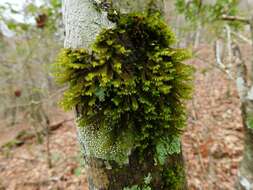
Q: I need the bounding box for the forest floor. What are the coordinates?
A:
[0,45,244,190]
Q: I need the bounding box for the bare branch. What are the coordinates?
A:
[0,118,74,149]
[221,15,250,24]
[249,16,253,83]
[214,39,233,79]
[232,43,248,101]
[225,25,232,67]
[231,31,252,45]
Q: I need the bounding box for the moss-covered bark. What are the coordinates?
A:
[82,149,186,190]
[237,101,253,189]
[62,0,190,189]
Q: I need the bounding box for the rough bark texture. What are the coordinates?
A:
[111,0,164,14]
[63,0,113,48]
[63,0,187,189]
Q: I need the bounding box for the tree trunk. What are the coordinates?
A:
[237,101,253,190]
[237,15,253,190]
[63,0,187,189]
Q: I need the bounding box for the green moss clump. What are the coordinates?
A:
[162,165,186,190]
[54,12,193,164]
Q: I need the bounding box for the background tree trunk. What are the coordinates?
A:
[237,16,253,190]
[63,0,187,189]
[237,101,253,190]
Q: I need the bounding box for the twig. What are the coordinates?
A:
[221,15,250,24]
[11,156,42,162]
[214,39,233,79]
[225,25,232,66]
[2,86,68,110]
[44,116,52,168]
[231,31,252,45]
[194,55,234,81]
[194,135,206,178]
[22,177,60,187]
[49,118,74,130]
[249,16,253,83]
[0,118,74,149]
[232,43,248,101]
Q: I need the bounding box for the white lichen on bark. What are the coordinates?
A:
[63,0,113,48]
[238,172,253,190]
[246,86,253,100]
[77,122,135,164]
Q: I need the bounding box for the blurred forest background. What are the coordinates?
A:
[0,0,253,189]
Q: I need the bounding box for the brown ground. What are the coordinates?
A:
[0,45,244,190]
[184,45,244,190]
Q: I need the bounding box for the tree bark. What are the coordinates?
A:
[237,15,253,190]
[63,0,187,189]
[237,101,253,190]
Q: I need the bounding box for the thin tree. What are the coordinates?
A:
[220,14,253,190]
[175,1,253,188]
[56,0,193,189]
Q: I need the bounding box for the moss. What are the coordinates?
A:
[54,12,193,168]
[123,185,151,190]
[247,117,253,128]
[246,111,253,129]
[123,173,152,190]
[155,136,181,165]
[2,139,23,150]
[162,164,186,190]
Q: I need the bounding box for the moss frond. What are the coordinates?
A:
[53,12,194,165]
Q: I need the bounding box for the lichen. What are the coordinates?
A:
[77,119,135,164]
[155,136,181,165]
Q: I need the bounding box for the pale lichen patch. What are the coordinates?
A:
[77,118,135,165]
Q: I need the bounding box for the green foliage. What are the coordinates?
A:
[54,12,193,164]
[2,139,23,150]
[162,165,185,190]
[175,0,239,23]
[246,115,253,129]
[175,0,241,34]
